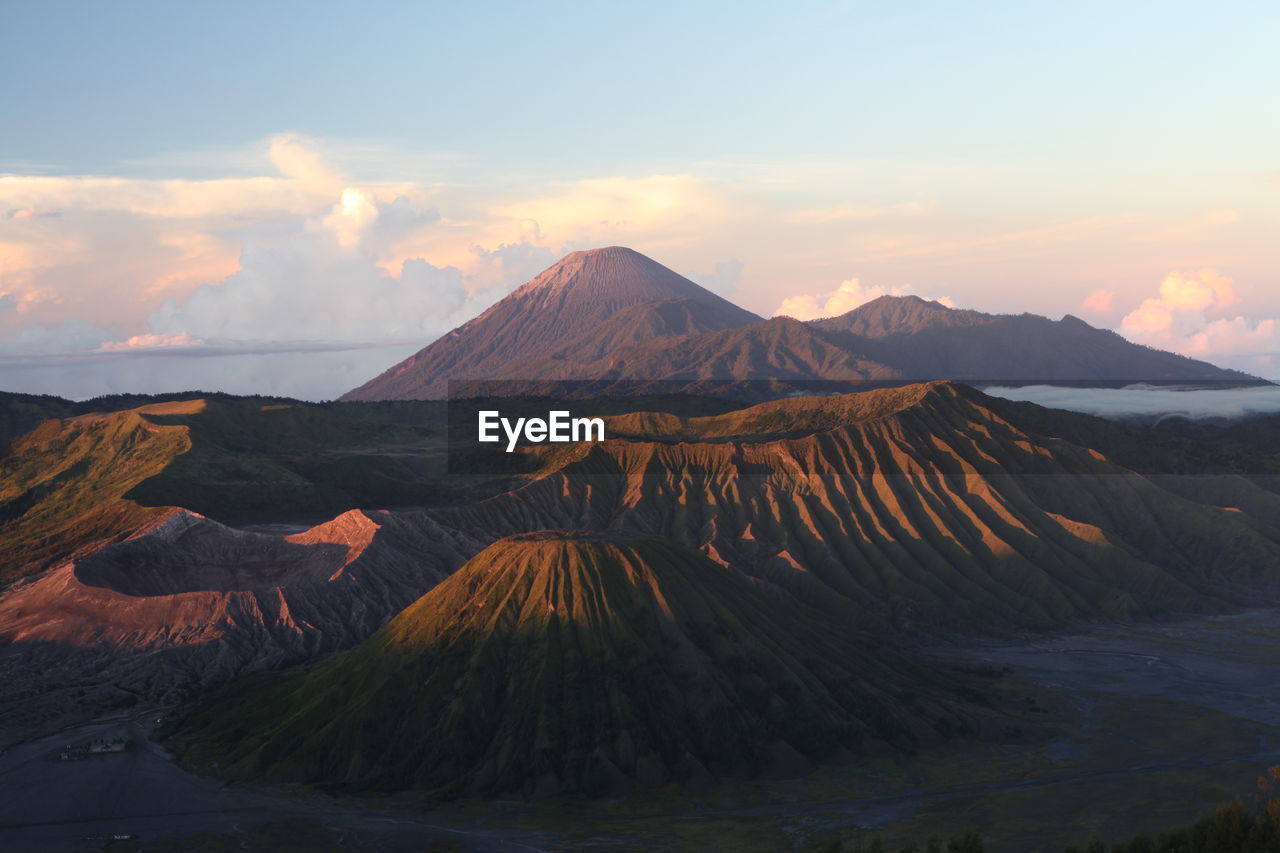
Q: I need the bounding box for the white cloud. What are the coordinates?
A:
[687,259,743,296]
[267,134,345,196]
[0,320,113,354]
[146,233,500,346]
[322,188,380,249]
[1118,270,1279,378]
[774,277,954,321]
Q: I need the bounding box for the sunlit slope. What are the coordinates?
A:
[447,382,1280,631]
[0,405,192,577]
[173,533,975,798]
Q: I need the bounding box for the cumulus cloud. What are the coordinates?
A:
[687,259,743,296]
[0,136,556,398]
[267,134,345,196]
[465,241,557,294]
[147,234,499,345]
[1118,270,1279,378]
[774,278,954,321]
[322,187,380,249]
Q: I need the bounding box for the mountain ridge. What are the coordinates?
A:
[340,248,1258,400]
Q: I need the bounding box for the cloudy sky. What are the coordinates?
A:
[2,0,1277,399]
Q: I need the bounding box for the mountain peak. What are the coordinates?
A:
[813,294,989,338]
[513,245,713,304]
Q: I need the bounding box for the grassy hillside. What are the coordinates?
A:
[0,395,462,578]
[170,533,982,799]
[0,390,747,578]
[0,406,190,577]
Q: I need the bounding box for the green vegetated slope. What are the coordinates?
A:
[447,382,1280,633]
[171,532,980,799]
[125,398,455,521]
[0,388,745,579]
[0,395,465,578]
[0,404,192,577]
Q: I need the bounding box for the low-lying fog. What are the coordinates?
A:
[982,384,1280,421]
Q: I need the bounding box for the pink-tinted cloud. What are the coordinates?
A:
[1080,289,1113,314]
[1118,270,1280,378]
[97,332,205,351]
[6,207,61,220]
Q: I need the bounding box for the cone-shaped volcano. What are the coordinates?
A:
[172,532,970,798]
[341,247,760,400]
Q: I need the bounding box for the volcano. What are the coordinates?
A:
[340,246,761,400]
[171,532,974,798]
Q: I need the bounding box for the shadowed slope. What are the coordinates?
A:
[580,316,899,382]
[0,506,479,735]
[0,394,516,578]
[813,295,1257,382]
[172,532,975,798]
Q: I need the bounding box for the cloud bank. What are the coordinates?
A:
[984,384,1280,421]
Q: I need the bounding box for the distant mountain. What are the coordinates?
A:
[340,249,1258,400]
[170,532,976,798]
[341,246,762,401]
[811,295,1256,382]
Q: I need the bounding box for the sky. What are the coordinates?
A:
[1,0,1277,399]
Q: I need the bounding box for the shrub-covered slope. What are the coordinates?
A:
[172,532,976,798]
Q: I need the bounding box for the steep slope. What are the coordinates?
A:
[580,316,898,381]
[812,295,1257,382]
[439,382,1280,632]
[171,532,976,798]
[342,247,762,400]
